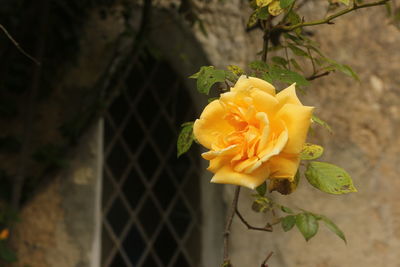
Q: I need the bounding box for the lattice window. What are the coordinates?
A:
[101,54,202,267]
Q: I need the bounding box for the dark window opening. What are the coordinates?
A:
[101,53,202,267]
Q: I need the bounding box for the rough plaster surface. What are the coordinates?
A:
[10,124,102,267]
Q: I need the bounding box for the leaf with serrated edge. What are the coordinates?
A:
[321,216,347,243]
[177,123,194,157]
[305,161,357,194]
[301,143,324,160]
[282,215,296,232]
[196,66,226,94]
[296,213,318,241]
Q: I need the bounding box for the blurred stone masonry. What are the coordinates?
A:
[8,0,400,266]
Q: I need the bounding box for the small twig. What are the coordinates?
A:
[261,251,274,267]
[306,71,331,80]
[307,47,316,74]
[223,186,241,264]
[0,24,40,65]
[235,208,273,232]
[284,45,291,70]
[277,0,389,32]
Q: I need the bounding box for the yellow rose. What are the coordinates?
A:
[193,76,314,191]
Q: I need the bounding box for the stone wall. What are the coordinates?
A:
[190,0,400,266]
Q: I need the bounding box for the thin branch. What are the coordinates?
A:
[235,208,273,232]
[307,47,316,74]
[306,71,331,80]
[11,0,49,212]
[261,251,274,266]
[223,186,241,265]
[0,24,40,65]
[277,0,389,32]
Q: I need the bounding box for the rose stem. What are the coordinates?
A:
[223,185,241,265]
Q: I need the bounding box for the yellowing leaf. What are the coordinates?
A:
[301,143,324,160]
[305,161,357,194]
[268,0,284,16]
[256,0,273,7]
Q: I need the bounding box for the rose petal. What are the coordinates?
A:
[232,76,275,95]
[275,103,314,154]
[210,164,270,189]
[202,144,239,160]
[193,100,234,149]
[276,83,301,108]
[268,154,300,181]
[250,89,279,115]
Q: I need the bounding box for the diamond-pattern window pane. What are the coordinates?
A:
[102,53,202,267]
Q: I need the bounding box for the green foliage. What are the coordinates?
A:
[0,241,17,262]
[256,181,267,196]
[300,143,324,160]
[280,0,295,9]
[251,196,272,213]
[305,161,357,194]
[256,6,270,20]
[320,215,347,243]
[177,122,194,157]
[312,114,333,133]
[266,65,310,86]
[281,205,294,214]
[281,215,296,231]
[295,213,318,241]
[190,66,226,95]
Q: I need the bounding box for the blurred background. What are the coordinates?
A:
[0,0,399,266]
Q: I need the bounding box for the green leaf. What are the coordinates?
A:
[288,44,309,58]
[321,216,347,243]
[227,65,244,76]
[271,56,288,67]
[296,213,319,241]
[286,11,301,28]
[290,58,302,72]
[269,66,309,86]
[281,205,294,214]
[251,196,271,213]
[311,114,332,133]
[256,6,270,20]
[249,60,269,71]
[282,215,296,232]
[256,182,267,196]
[177,122,194,157]
[300,143,324,160]
[321,58,359,81]
[247,10,259,28]
[280,0,295,9]
[191,66,226,95]
[305,161,357,194]
[339,0,350,5]
[0,241,17,262]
